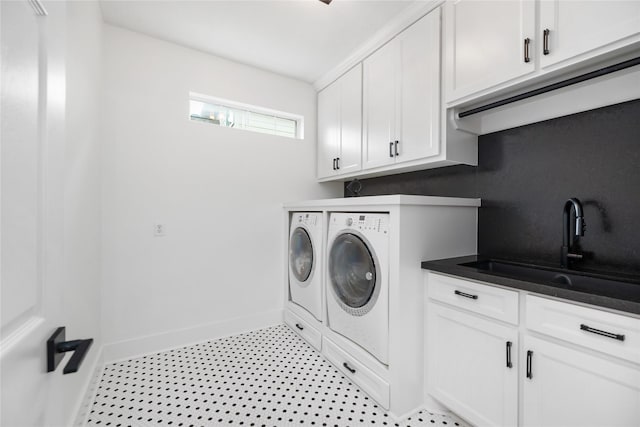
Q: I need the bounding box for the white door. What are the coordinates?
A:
[523,335,640,427]
[444,0,536,103]
[397,9,441,163]
[539,0,640,70]
[1,1,76,425]
[427,303,518,427]
[363,38,399,170]
[317,79,340,179]
[335,64,362,176]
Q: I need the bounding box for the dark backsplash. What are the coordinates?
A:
[346,99,640,276]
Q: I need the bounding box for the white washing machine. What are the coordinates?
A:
[326,212,390,365]
[289,212,323,321]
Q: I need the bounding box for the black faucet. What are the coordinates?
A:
[561,198,586,269]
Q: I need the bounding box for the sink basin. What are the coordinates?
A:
[460,259,640,302]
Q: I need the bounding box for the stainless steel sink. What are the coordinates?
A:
[460,259,640,302]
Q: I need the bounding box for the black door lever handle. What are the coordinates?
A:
[47,326,93,374]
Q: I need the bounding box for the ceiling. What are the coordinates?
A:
[99,0,417,83]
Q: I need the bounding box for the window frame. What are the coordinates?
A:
[189,92,304,140]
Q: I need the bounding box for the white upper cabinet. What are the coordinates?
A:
[317,64,362,179]
[339,65,363,176]
[445,0,640,107]
[362,39,398,170]
[363,9,441,170]
[399,11,441,165]
[317,79,340,179]
[539,0,640,70]
[444,0,536,104]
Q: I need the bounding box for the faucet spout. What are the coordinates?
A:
[561,198,586,269]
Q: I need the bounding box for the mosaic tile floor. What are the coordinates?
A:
[87,325,467,427]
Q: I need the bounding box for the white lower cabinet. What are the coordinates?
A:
[284,309,322,351]
[522,334,640,427]
[427,302,518,427]
[425,272,640,427]
[323,336,390,410]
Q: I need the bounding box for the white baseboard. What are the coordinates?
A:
[102,310,284,364]
[423,393,450,415]
[71,344,105,426]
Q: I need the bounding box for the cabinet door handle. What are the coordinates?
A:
[332,158,336,170]
[526,350,533,379]
[389,142,394,157]
[295,323,304,331]
[580,324,625,341]
[394,140,399,156]
[543,29,550,55]
[343,362,356,374]
[454,290,478,300]
[336,157,340,170]
[524,38,531,63]
[506,341,513,368]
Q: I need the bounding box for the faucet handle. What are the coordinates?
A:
[575,217,586,236]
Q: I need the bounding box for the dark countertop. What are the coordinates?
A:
[422,255,640,315]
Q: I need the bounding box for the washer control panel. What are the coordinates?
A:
[294,212,319,227]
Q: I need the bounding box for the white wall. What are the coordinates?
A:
[101,24,341,356]
[64,0,104,422]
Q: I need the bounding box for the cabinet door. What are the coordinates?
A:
[444,0,536,103]
[397,9,441,163]
[523,335,640,427]
[336,64,362,175]
[427,303,518,427]
[540,0,640,70]
[363,38,399,170]
[317,80,340,179]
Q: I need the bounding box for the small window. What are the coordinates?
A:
[189,92,303,139]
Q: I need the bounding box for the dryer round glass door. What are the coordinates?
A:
[290,227,314,283]
[328,232,379,316]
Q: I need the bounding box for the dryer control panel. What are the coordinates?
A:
[332,213,389,234]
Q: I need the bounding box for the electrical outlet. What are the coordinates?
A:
[154,223,165,236]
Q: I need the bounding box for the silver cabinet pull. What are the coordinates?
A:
[543,29,550,55]
[524,38,531,63]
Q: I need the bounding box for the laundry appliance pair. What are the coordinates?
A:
[288,211,390,364]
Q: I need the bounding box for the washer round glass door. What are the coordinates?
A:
[289,227,314,284]
[328,232,379,316]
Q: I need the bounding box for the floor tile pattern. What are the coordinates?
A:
[87,325,467,427]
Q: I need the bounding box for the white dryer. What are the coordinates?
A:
[326,212,390,365]
[289,212,323,321]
